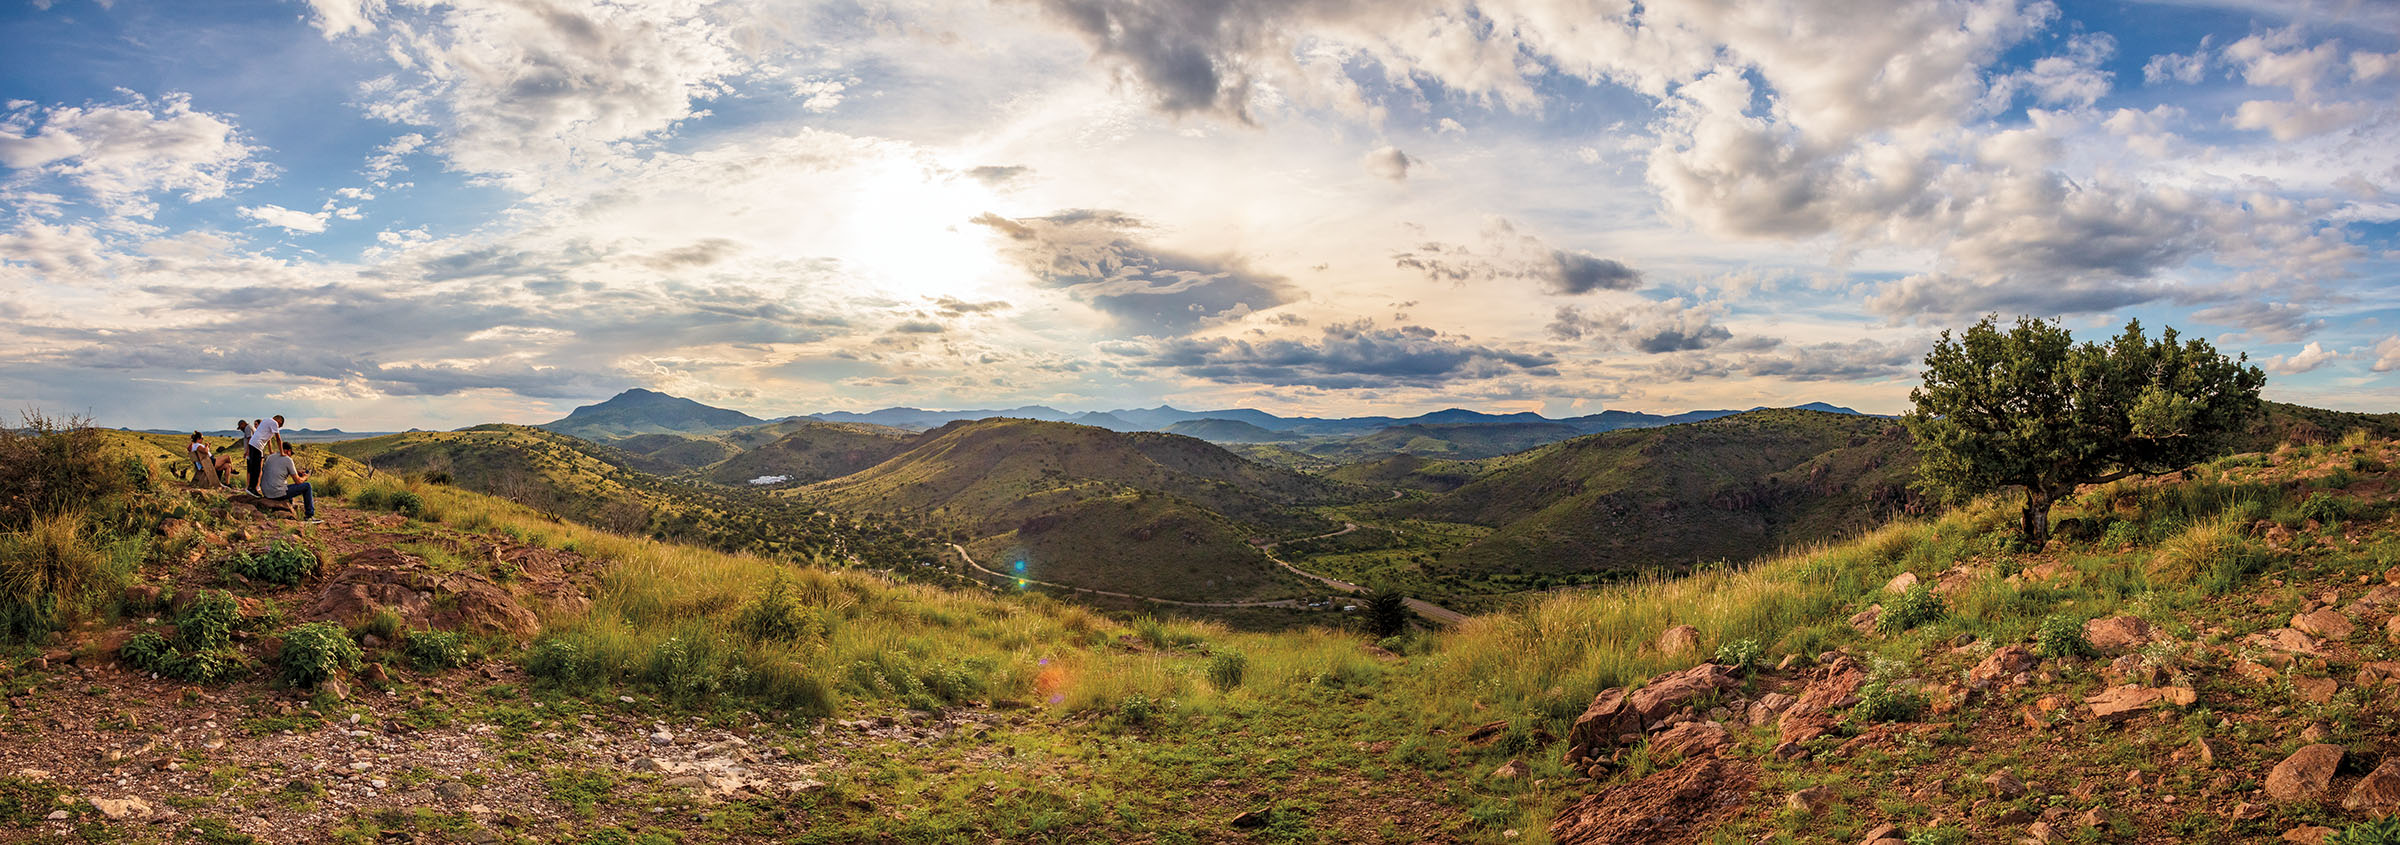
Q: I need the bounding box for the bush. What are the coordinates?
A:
[2296,492,2361,526]
[179,590,238,651]
[0,412,133,532]
[2331,819,2400,845]
[2033,615,2094,659]
[734,577,821,644]
[0,514,113,644]
[526,636,599,687]
[405,630,469,671]
[1876,584,1945,633]
[1362,589,1413,639]
[388,491,425,518]
[278,621,363,688]
[226,541,319,586]
[1850,679,1928,723]
[119,595,251,685]
[1206,650,1248,691]
[1115,693,1157,727]
[1714,637,1764,673]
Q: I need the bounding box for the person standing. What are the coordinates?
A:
[238,419,262,495]
[260,443,319,523]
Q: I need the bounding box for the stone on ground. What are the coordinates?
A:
[2265,744,2343,802]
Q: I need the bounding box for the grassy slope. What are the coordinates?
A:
[1402,408,1916,577]
[16,425,2400,843]
[1299,421,1586,462]
[796,418,1349,602]
[697,422,916,487]
[610,433,742,470]
[1324,453,1487,493]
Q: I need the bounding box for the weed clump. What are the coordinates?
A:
[2330,818,2400,845]
[405,630,469,671]
[120,589,249,683]
[2033,615,2094,659]
[226,541,319,586]
[1206,650,1248,691]
[278,621,363,688]
[1876,584,1945,633]
[1713,637,1764,673]
[1850,678,1928,723]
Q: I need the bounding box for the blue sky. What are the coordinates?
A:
[3,0,2397,429]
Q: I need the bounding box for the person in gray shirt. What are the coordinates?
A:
[259,443,320,522]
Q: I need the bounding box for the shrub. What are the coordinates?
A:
[2296,492,2361,527]
[2033,615,2094,659]
[1206,650,1248,691]
[0,514,111,644]
[1115,693,1157,727]
[1362,589,1413,639]
[226,541,319,586]
[120,630,171,668]
[405,630,469,671]
[278,621,362,688]
[2099,520,2145,548]
[0,412,133,532]
[179,590,238,651]
[388,491,425,518]
[1850,679,1928,723]
[420,471,452,486]
[734,576,819,644]
[2330,818,2400,845]
[526,636,598,687]
[1714,637,1764,673]
[1877,584,1945,633]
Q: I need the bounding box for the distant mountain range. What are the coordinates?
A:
[540,387,1877,441]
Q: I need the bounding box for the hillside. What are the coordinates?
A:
[540,388,766,440]
[798,418,1354,600]
[1323,452,1487,493]
[608,432,743,470]
[1301,421,1586,462]
[698,421,917,486]
[1401,408,1917,577]
[323,425,933,566]
[7,417,2398,843]
[1160,417,1292,443]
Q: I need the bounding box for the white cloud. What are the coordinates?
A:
[302,0,387,38]
[2143,40,2210,84]
[1363,145,1411,182]
[2262,341,2333,375]
[2376,336,2400,373]
[0,92,261,221]
[240,204,332,233]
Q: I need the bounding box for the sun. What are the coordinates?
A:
[832,157,1014,302]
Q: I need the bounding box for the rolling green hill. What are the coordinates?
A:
[699,421,917,487]
[796,418,1356,601]
[610,433,744,470]
[539,388,766,440]
[1299,421,1585,462]
[1399,408,1917,577]
[1322,453,1486,493]
[324,425,934,566]
[1158,418,1292,443]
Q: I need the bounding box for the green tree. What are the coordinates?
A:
[1903,316,2264,546]
[1361,589,1413,639]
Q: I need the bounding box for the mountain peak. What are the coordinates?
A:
[542,388,765,439]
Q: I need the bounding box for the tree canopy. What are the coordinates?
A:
[1902,316,2265,545]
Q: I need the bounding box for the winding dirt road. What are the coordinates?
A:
[948,519,1470,625]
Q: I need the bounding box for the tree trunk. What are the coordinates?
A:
[2020,487,2054,548]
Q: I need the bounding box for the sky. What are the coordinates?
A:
[3,0,2398,431]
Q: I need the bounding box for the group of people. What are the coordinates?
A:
[186,414,318,522]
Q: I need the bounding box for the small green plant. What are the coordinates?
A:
[357,607,405,642]
[278,621,362,688]
[1850,679,1928,723]
[179,590,238,651]
[2329,818,2400,845]
[526,636,597,687]
[2295,492,2360,526]
[1714,637,1764,672]
[404,630,469,671]
[1206,650,1248,691]
[1906,827,1969,845]
[387,491,425,518]
[2100,520,2145,547]
[120,594,251,684]
[2033,614,2094,659]
[734,576,819,643]
[1876,584,1945,633]
[226,541,318,586]
[1115,693,1157,727]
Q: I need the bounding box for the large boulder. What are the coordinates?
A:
[306,547,560,636]
[1657,625,1701,655]
[1549,756,1751,845]
[2265,744,2344,803]
[2083,616,2154,653]
[2290,609,2354,640]
[1968,645,2037,688]
[2344,758,2400,813]
[1564,664,1738,763]
[1648,721,1730,760]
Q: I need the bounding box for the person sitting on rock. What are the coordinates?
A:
[259,442,320,523]
[186,431,235,488]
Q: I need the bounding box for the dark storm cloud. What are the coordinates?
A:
[973,208,1296,336]
[1548,252,1643,294]
[1117,320,1557,388]
[1548,301,1733,353]
[1393,225,1642,295]
[1017,0,1268,120]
